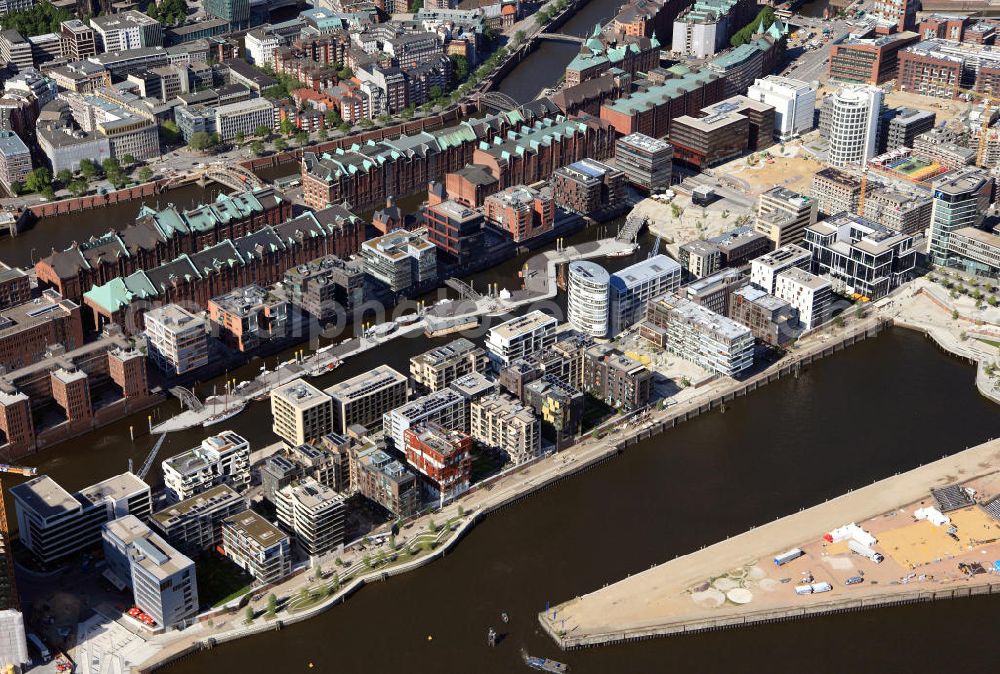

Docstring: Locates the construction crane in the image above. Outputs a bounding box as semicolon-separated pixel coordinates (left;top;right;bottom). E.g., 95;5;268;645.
856;168;869;217
0;462;38;610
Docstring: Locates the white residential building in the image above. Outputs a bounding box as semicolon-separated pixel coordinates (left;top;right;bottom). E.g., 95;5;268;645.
162;431;251;502
383;388;467;449
361;228;437;293
245;28;280;66
609;254;682;336
102;515;198;628
484;310;558;369
222;510;291;585
275;477;346;557
749;244;812;294
90;11;163;52
747;75;816;140
271;379;334;446
151;484;247;553
644;295;754;377
214;98;275;141
567;260;611;338
826;85;883;168
774;268;832;331
10;472;151;565
143;304;209;375
470;393;541;466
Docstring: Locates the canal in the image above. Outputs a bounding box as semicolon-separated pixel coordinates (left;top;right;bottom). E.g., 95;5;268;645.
160;329;999;674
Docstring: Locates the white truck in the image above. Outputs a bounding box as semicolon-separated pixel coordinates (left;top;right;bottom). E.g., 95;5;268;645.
848;539;885;564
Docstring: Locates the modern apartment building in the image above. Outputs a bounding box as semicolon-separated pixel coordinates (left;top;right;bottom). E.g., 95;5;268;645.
361;228;437;294
754;187;818;247
283;255;364;325
91;12;163;52
271;379;334;446
523;375;584;448
929;169;994;266
0;130;31;193
222;510;291;585
326;365;408;434
483;185;555;243
642;294;754;377
551;159;626;216
774;268;833;331
885;107;935;151
826;85;884;168
828;32;917;85
863;187;933;235
749;244;812;294
423;199;484;266
102;515;198;628
162;431;251;503
470;393;541;466
383;388;467;450
897;43;963;98
350;441;422;518
143;304;209;376
403;422;473;501
614;133;673;191
11;472;151;565
151;484;247;554
729;286;795;346
812;167;862;217
276;477;346;557
567;261;611;338
485;310;558;369
207;284;287;352
684;268;748;316
746;75;816;140
608;255;682;336
410;338;489;393
804;212;917;299
60;20;97;61
583;344;653;410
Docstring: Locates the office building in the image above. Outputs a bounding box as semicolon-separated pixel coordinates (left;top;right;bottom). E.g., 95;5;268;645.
214;98;275;141
383;388;467;450
485;310;558;369
350;442;422;518
567;260;611;338
423;199;484;267
0;610;28;669
162;431;251;503
898;44;963;98
151;485;246;554
729;286;795;346
0;289;83;372
410;338;488;393
271;379;334;447
812;167;862;217
102;516;198;628
0;131;30;192
0;31;32;73
946;227;1000;276
885;107;935;150
361;229;437;295
483;185;555;243
929;169;994;266
403;422;473;501
61;20;97;62
222;510;291;584
826;85;884;167
774;268;833;331
608;254;682;336
615;133;673;191
204;0;251;30
91;12;163;52
283;255;364;325
583;344;653;410
642;294;754;377
470;393;541;466
326;365;408;434
207;284;287;353
684;268;748;316
804;212;917;299
551;159;626;216
749;243;812;294
746;75;816;140
754;187;818;247
143;304;208;376
828;32;917;85
276;477;346;557
863;187;933;235
11;472;151;565
679;239;722;279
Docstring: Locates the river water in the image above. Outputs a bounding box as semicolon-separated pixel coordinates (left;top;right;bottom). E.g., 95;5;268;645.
161;329;999;674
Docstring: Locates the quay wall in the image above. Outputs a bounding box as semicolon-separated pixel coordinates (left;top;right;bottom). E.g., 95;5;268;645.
140;318;893;673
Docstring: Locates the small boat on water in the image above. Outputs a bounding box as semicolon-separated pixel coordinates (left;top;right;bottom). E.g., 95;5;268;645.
397;313;420;325
607;244;639;257
202;402;246;427
521;648;568;673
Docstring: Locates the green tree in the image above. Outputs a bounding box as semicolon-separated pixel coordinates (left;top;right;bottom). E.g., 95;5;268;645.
409;0;423;11
254;125;271;138
250;140;265;156
188;131;217;151
56;169;72;186
234;131;245;145
120;153;135;166
68;180;88;197
731;6;775;47
514;30;526;45
274;138;288;151
138;166;153;182
295;130;309;146
336;66;353;80
78;159;97;179
280;118;296;136
0;2;73;35
325;109;341;127
317;128;328;141
244;607;254;624
450;54;469;87
429;85;443;101
359;118;374;128
338;121;351;133
24;168;52;194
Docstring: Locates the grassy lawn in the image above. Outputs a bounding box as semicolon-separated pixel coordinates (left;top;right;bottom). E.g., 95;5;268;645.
196;553;253;608
975;338;1000;350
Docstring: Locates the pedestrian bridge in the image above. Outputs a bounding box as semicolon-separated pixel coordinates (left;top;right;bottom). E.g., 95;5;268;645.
160;163;266;192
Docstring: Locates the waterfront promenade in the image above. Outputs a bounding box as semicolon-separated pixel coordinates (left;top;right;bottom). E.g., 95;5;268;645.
538;437;1000;650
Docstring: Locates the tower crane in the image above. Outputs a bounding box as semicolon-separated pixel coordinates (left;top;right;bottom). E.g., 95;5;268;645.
0;462;38;610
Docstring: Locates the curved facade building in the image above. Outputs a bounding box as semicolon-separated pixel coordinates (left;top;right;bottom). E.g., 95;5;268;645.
827;85;882;168
567;260;610;337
